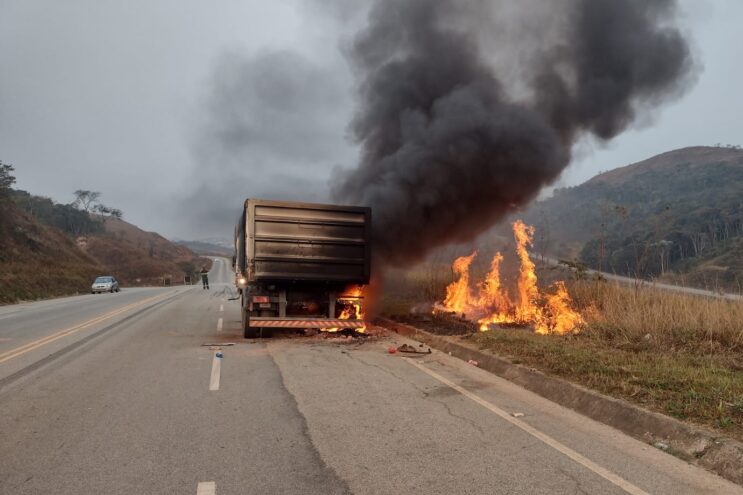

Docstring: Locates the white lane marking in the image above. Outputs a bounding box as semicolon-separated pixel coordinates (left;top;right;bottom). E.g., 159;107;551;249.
197;481;215;495
217;317;223;331
209;353;222;391
408;360;649;495
219;304;224;312
0;292;172;364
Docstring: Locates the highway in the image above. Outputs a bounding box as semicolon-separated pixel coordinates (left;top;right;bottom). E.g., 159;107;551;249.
534;254;743;301
0;258;740;494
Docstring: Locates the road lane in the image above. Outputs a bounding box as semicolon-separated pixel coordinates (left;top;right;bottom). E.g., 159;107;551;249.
0;256;740;494
0;287;180;353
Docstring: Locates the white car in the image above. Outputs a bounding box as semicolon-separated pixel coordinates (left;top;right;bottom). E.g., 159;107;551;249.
91;276;120;294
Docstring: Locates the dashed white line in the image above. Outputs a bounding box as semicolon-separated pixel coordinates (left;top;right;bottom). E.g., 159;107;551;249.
197;481;215;495
209;353;222;391
217;317;223;331
219;304;224;312
408;360;650;495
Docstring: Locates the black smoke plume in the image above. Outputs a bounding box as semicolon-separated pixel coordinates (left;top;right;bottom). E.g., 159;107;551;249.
334;0;693;265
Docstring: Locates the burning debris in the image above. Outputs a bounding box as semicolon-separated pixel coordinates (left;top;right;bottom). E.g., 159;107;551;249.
436;221;583;335
322;285;367;334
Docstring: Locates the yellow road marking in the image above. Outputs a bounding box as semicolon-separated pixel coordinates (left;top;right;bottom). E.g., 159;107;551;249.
0;292;174;364
408;360;650;495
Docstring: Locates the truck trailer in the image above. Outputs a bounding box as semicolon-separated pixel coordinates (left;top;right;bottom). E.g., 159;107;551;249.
234;199;371;338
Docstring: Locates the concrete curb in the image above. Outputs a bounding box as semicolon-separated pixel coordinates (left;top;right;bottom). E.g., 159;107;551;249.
376;317;743;485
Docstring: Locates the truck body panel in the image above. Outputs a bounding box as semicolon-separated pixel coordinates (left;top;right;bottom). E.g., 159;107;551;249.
242;199;371;284
234;199;371;338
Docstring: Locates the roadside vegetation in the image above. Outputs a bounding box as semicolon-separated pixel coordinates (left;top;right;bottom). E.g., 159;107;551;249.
381;261;743;441
519;146;743;291
0;162;208;303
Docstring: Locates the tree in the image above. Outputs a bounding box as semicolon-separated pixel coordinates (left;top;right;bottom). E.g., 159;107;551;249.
71;190;123;225
0;161;15;196
72;190;101;213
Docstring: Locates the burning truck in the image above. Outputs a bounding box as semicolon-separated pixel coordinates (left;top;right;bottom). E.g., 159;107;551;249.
234;199;371;338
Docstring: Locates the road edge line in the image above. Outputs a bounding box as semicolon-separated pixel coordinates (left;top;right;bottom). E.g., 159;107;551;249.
376;317;743;486
408;359;649;495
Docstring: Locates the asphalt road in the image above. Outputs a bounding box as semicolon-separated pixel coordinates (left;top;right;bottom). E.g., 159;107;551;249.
0;258;740;494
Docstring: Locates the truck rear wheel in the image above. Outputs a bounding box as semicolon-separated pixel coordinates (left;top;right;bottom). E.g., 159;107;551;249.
259;327;273;338
241;297;258;339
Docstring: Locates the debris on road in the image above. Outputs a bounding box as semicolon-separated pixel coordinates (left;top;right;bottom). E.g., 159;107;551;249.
388;346;397;354
512;412;525;418
202;343;235;347
467;359;479;366
216;352;224;359
396;343;432;355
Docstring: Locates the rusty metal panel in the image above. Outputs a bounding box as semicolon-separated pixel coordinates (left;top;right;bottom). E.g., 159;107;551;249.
244;199;371;284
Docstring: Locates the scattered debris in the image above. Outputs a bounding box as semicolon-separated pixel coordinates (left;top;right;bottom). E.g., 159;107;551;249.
201;343;235;347
653;441;670;451
388;346;397;354
512;412;525;418
396;343;432;355
467;359;479;366
216;352;224;359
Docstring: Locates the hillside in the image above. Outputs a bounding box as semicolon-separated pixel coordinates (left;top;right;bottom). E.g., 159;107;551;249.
83;216;207;286
0;187;209;303
524;146;743;289
0;203;105;302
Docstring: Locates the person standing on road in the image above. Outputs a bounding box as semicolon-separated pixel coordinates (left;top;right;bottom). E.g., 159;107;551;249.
200;266;209;290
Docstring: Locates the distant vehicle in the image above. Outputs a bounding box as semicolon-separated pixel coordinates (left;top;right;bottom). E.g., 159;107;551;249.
234;199;371;338
91;276;120;294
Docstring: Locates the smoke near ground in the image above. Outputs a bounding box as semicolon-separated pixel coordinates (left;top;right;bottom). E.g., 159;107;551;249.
334;0;694;266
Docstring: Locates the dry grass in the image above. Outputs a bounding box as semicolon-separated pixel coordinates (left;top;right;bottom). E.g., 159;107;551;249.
381;264;743;440
569;280;743;352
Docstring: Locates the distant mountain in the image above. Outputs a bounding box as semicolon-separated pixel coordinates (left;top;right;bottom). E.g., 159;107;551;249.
1;190;208;303
524;146;743;289
175;239;232;256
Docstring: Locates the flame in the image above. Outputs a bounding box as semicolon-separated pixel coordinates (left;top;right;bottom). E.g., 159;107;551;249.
513;220;543;325
542;281;583;335
443;252;477;315
323;285;366;333
438;221;582;335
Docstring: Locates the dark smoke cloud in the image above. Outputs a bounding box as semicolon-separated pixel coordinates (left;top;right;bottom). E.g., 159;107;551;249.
334;0;694;266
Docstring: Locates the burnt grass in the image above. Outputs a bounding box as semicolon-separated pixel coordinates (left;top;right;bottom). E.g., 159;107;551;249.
390;312;478;336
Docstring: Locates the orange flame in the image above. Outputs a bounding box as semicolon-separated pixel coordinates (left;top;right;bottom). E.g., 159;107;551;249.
443;252;477;315
513;220;543;325
438;221;582;335
324;285;366;333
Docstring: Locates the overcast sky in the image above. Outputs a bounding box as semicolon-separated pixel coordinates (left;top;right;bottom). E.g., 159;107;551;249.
1;0;741;241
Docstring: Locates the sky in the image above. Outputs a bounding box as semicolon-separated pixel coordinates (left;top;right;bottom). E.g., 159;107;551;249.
1;0;741;241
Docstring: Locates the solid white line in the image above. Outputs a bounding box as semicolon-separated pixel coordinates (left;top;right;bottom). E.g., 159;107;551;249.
209;353;221;391
196;481;215;495
217;317;223;331
219;304;224;312
408;360;650;495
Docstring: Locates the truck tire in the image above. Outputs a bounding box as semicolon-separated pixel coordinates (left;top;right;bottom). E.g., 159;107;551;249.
260;327;273;338
242;308;258;339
